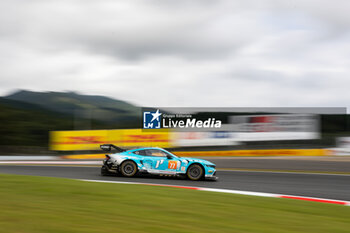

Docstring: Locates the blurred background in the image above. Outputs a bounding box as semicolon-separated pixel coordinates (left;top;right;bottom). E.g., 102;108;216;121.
0;90;349;156
0;0;350;156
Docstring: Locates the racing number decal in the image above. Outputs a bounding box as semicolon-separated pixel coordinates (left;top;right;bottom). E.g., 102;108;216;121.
155;159;164;169
168;160;178;169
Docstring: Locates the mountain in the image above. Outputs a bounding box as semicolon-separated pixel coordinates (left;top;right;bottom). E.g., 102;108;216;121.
5;90;141;124
0;96;54;112
0;90;142;149
0;98;72;148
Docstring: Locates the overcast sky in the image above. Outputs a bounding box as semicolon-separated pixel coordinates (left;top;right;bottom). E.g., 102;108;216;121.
0;0;349;108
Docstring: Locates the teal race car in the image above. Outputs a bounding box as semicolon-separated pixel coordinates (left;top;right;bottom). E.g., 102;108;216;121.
100;144;218;181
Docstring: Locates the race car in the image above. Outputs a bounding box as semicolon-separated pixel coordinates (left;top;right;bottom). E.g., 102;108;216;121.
100;144;217;181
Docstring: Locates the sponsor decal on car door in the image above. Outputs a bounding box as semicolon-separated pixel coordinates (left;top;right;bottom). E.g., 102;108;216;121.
168;160;178;169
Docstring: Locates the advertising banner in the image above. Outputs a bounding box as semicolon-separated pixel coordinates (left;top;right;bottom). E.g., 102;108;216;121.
173;149;329;157
50;129;171;151
333;137;350;156
119;129;171;148
174;131;236;147
229;114;319;141
337;137;350;149
50;130;112;151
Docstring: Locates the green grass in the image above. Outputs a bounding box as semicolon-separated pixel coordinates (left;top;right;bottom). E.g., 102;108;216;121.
0;174;349;233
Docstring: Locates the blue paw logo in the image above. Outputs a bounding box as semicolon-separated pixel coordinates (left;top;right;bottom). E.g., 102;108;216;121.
143;109;162;129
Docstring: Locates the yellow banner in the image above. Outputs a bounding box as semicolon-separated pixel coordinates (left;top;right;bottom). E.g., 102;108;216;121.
50;130;110;151
173;149;330;157
119;129;170;148
50;129;171;151
61;148;331;159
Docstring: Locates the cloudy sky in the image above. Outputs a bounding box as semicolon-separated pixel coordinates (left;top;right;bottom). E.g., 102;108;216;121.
0;0;349;108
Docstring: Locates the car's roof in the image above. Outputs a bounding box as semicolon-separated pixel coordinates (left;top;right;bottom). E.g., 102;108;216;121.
128;147;165;152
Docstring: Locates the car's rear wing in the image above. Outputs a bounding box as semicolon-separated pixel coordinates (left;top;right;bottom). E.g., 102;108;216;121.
100;144;126;152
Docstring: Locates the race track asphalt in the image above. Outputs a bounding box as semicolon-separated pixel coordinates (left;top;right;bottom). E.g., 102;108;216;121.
208;157;350;172
1;164;349;201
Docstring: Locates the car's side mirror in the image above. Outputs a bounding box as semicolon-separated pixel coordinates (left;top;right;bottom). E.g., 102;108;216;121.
166;155;173;159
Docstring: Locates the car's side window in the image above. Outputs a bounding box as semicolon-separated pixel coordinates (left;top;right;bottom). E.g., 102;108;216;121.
134;149;169;157
149;149;168;157
134;150;147;156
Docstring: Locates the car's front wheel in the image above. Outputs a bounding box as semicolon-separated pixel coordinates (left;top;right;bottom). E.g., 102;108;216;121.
187;164;204;181
120;161;138;177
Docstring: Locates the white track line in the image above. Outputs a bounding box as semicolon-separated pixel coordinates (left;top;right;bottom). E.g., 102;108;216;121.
80;179;350;206
218;169;350;176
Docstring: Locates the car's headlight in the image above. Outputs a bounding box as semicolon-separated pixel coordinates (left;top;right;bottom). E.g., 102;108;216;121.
206;165;216;168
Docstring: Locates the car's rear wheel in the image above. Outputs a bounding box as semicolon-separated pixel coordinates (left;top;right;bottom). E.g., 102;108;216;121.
120;161;138;177
187;164;204;181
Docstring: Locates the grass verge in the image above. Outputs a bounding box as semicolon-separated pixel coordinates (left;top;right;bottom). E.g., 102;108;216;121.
0;174;349;233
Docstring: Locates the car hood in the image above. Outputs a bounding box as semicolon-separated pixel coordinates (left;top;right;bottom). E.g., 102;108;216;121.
179;157;215;166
